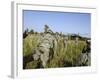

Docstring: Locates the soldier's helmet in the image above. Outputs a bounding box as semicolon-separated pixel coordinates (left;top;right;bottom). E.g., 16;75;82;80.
44;25;54;35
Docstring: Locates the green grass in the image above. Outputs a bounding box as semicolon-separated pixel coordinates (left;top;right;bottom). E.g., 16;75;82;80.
47;39;86;67
23;34;87;69
23;34;39;56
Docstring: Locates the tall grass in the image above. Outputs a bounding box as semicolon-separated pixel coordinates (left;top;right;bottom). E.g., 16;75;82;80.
48;39;86;67
23;34;39;56
23;34;87;69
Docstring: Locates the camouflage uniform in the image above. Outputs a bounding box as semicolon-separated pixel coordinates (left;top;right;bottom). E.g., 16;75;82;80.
32;29;56;68
38;33;55;67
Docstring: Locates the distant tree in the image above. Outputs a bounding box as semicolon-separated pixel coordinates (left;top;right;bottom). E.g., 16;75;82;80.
23;28;29;39
30;29;34;34
26;28;29;33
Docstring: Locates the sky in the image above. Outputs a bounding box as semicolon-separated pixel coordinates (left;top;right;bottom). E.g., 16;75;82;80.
23;10;91;37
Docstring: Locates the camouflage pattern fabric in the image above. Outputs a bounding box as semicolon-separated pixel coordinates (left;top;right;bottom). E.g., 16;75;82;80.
32;33;55;68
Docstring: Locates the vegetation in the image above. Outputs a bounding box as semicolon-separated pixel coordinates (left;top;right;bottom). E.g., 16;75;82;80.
23;26;90;69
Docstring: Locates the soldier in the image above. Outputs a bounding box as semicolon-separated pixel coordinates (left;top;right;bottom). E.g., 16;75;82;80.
32;25;56;68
